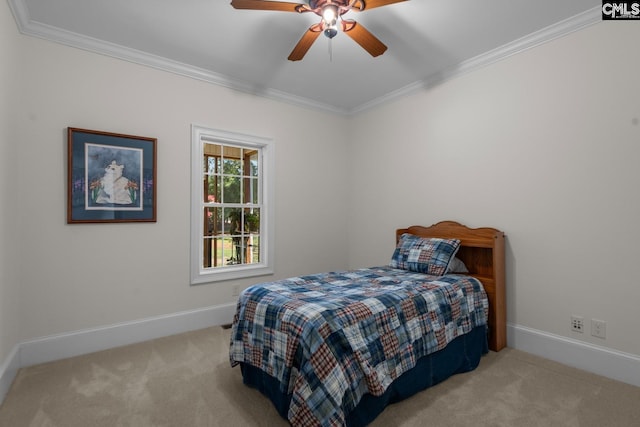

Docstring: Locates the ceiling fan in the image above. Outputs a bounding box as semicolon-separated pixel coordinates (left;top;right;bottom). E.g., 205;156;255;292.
230;0;408;61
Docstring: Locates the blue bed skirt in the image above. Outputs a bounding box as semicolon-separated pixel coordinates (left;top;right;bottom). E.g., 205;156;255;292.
239;324;488;427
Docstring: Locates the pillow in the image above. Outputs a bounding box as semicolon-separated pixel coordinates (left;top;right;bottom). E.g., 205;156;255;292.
447;256;469;273
390;234;461;276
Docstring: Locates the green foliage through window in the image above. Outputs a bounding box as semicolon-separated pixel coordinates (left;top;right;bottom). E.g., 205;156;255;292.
191;125;273;285
202;143;261;268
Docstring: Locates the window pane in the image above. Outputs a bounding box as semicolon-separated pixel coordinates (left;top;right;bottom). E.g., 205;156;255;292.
202;237;211;267
204;207;221;235
205;175;221;203
204;143;222;174
224;208;241;235
206;155;220;174
244;207;259;233
232;236;246;264
241;177;249;204
248;151;259;177
246;177;259;204
248;235;260;264
223;176;241;203
221;238;235;266
203;237;227;268
223;146;242;176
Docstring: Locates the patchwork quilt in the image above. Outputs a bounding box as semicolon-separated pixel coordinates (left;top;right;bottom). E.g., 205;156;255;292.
229;266;488;426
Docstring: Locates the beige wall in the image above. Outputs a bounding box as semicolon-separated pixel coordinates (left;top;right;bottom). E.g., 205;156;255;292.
2;0;350;345
348;21;640;356
0;0;22;369
2;0;639;371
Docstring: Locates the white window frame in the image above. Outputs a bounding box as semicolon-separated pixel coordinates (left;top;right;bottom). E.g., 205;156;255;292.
190;125;274;284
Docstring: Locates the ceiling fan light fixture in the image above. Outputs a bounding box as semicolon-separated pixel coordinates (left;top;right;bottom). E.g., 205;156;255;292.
322;5;339;26
231;0;407;61
321;4;340;39
324;25;338;39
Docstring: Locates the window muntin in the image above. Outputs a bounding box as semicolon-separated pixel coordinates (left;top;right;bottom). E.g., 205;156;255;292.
191;126;273;284
203;145;259;267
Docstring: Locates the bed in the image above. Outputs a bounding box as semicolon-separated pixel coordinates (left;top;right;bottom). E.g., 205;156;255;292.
230;221;505;426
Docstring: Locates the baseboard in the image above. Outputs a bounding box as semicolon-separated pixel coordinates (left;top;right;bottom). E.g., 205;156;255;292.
0;345;20;405
0;303;235;406
507;323;640;388
18;303;236;368
4;314;639;407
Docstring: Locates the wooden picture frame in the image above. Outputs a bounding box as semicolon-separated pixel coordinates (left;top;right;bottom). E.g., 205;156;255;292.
67;127;157;223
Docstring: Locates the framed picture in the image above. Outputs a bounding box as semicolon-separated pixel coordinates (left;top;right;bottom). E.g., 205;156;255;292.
67;127;157;223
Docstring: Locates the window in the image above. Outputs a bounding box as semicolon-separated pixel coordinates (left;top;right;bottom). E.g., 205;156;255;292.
191;125;274;284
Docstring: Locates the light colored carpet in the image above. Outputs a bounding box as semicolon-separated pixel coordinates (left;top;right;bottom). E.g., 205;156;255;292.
1;326;639;426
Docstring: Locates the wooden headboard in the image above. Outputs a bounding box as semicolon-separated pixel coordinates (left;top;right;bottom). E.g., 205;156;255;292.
396;221;506;352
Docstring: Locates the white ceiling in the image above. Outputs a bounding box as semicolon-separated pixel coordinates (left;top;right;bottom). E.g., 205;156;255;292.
9;0;600;114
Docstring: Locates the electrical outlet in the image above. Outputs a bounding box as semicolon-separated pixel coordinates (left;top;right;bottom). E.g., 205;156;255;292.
571;315;584;333
591;319;606;339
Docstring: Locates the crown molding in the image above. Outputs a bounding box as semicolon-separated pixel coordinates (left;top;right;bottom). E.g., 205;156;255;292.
6;0;346;115
352;6;602;114
8;1;600;116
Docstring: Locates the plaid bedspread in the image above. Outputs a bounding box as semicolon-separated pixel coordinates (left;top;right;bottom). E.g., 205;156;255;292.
229;266;488;426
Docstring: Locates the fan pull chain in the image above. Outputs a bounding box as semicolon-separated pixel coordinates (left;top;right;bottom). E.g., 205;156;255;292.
328;38;333;62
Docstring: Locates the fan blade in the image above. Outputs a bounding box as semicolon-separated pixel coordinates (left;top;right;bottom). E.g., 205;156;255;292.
288;24;323;61
230;0;309;12
341;20;387;57
351;0;407;11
